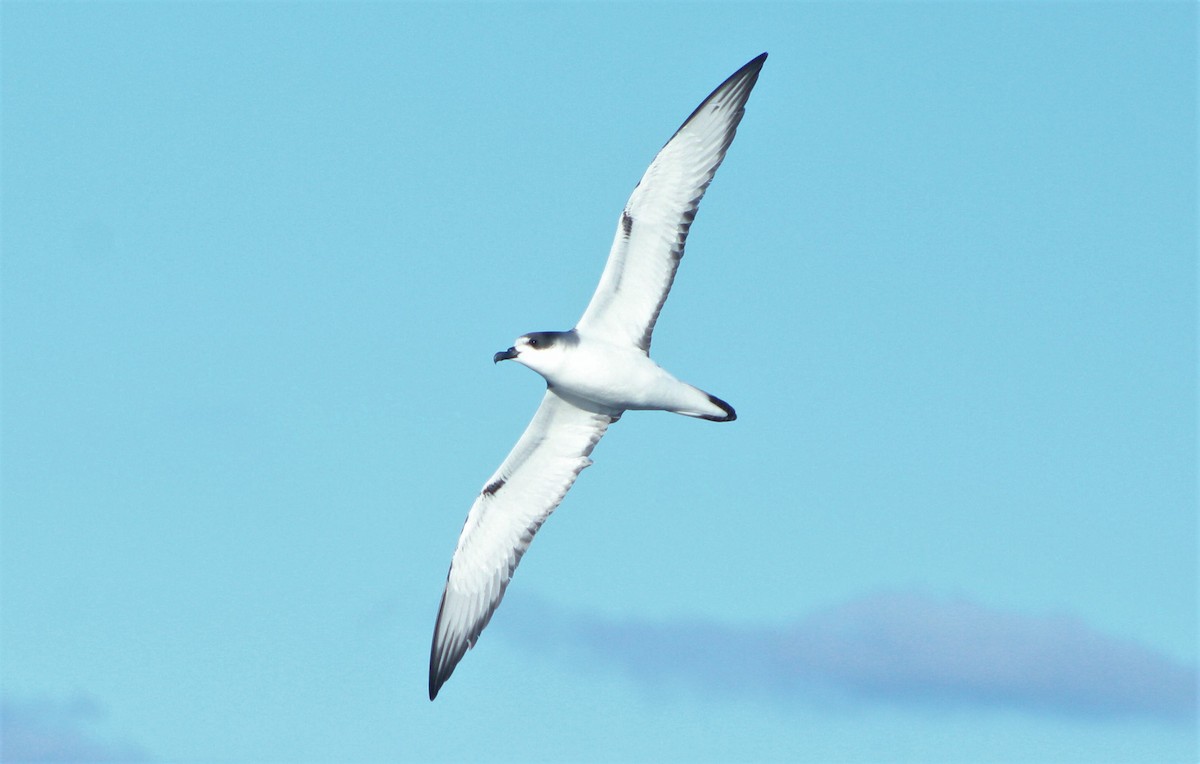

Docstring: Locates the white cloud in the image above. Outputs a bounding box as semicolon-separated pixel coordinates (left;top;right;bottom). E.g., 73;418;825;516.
0;694;148;763
500;591;1197;721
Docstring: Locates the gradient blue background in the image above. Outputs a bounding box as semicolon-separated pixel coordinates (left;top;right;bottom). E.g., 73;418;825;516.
2;2;1196;762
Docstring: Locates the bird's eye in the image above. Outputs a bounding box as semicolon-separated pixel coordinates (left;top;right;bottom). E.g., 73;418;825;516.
528;337;539;348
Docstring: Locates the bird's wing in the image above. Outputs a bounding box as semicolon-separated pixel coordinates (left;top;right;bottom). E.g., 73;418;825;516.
429;388;618;699
574;53;765;352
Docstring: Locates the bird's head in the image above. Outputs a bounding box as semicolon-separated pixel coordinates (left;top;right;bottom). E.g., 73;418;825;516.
494;331;576;376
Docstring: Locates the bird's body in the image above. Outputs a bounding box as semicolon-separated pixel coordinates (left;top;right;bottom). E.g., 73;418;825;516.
502;330;733;420
430;53;766;699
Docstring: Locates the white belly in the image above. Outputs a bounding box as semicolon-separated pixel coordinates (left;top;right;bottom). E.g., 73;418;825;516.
544;341;720;417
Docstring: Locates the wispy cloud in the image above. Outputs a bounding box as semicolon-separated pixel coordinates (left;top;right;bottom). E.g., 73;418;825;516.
500;591;1197;721
0;694;148;763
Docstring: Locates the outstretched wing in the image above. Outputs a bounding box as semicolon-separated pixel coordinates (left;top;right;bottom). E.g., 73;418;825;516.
574;53;766;351
429;389;618;699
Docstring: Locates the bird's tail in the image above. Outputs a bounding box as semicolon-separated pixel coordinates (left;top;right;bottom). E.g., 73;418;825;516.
669;386;736;422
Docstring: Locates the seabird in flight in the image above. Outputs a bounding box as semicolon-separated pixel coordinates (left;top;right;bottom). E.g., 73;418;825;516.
430;52;766;700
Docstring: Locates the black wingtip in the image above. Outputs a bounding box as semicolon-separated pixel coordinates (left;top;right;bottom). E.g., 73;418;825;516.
724;52;768;93
429;586;459;701
665;51;767;153
429;654;443;700
429;649;444;700
429;645;456;701
737;52;768;79
703;394;737;422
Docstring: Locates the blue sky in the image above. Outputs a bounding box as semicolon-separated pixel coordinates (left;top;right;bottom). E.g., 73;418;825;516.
1;2;1195;762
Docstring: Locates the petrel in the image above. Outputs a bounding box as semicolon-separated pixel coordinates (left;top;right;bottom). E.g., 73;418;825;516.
430;53;766;700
